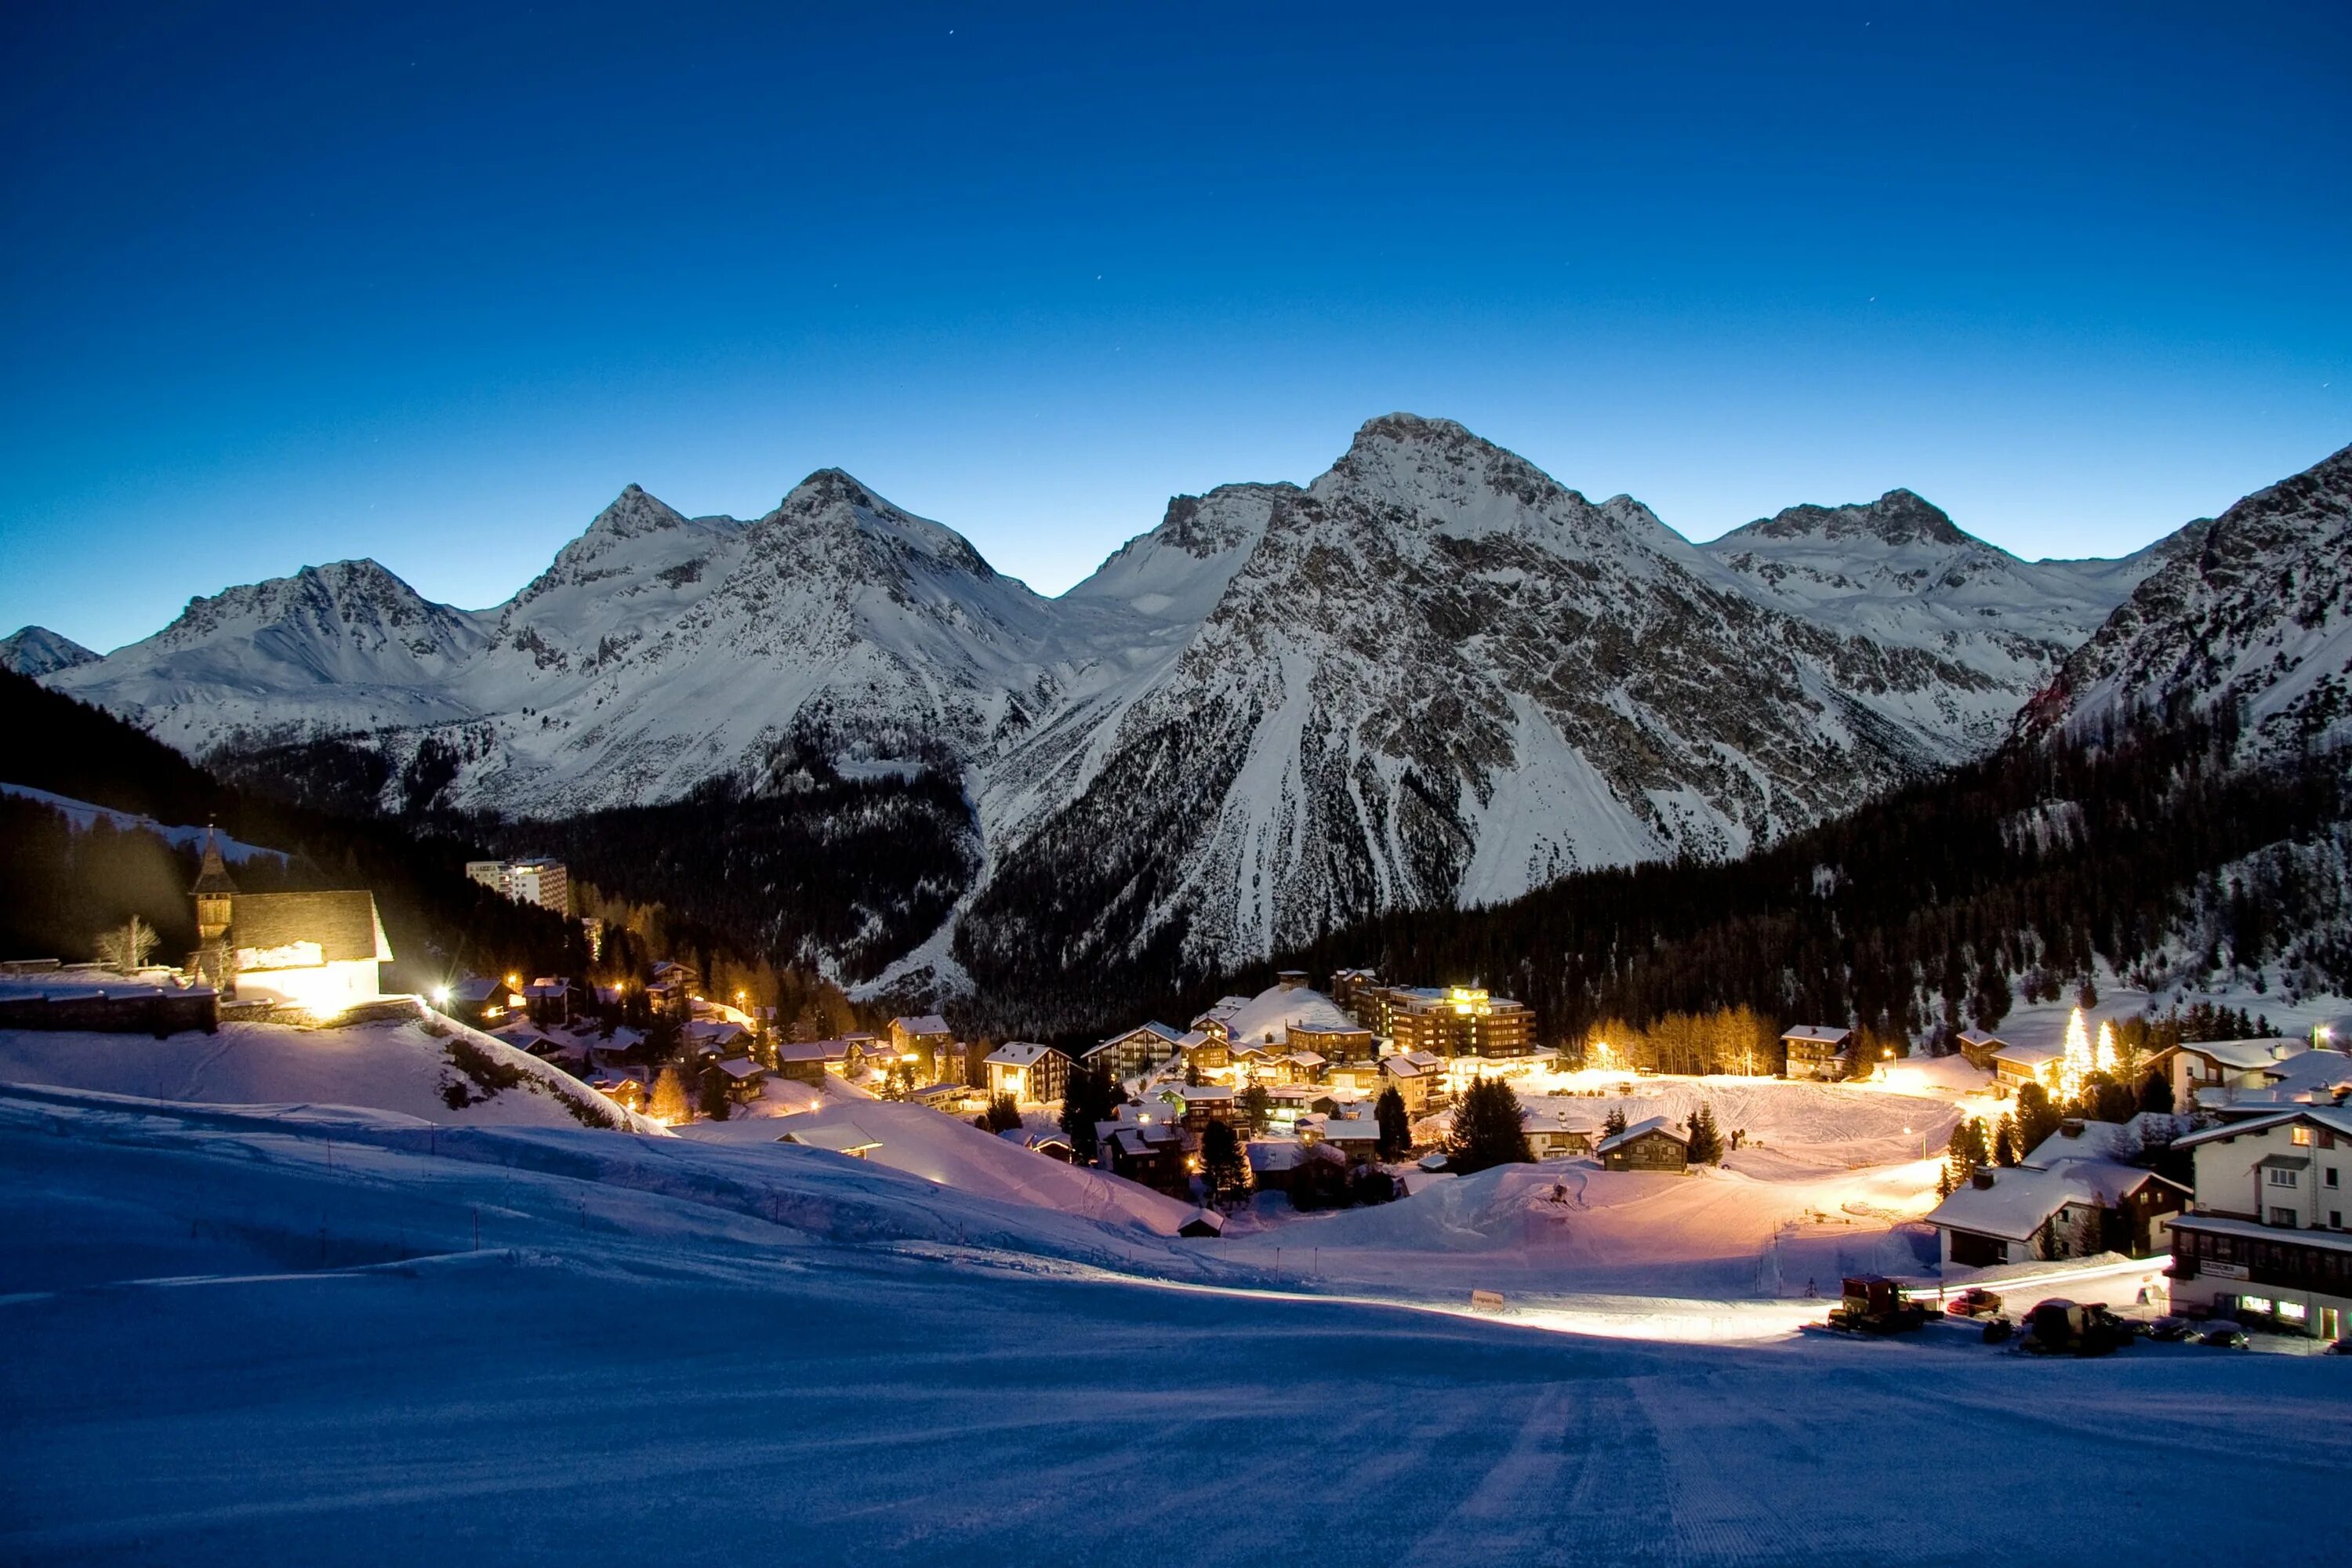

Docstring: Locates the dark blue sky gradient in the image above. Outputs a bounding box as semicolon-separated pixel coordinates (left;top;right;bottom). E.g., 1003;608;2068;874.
3;2;2347;651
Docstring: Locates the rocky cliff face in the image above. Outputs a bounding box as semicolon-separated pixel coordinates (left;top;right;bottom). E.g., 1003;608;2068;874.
45;415;2203;993
2024;441;2352;757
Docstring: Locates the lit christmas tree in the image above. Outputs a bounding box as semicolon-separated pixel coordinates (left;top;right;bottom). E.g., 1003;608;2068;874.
2060;1007;2093;1102
2094;1019;2118;1078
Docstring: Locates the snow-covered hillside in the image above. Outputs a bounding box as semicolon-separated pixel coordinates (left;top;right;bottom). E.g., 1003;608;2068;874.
0;625;97;677
45;415;2213;990
8;1080;2348;1565
2030;440;2352;757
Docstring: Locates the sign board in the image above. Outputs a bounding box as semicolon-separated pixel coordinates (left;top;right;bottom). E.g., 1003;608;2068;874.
2205;1261;2249;1280
1469;1289;1505;1312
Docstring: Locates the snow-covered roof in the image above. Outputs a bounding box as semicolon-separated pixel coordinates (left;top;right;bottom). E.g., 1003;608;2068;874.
985;1040;1064;1067
1217;982;1359;1048
1382;1055;1430;1079
891;1014;951;1036
773;1040;832;1063
2175;1036;2307;1071
2175;1104;2352;1150
1992;1041;2060;1066
1780;1025;1851;1046
1523;1109;1597;1135
1597;1116;1685;1155
1956;1029;2008;1048
780;1123;883;1155
1180;1208;1225;1235
1925;1160;2171;1241
1090;1022;1185;1056
1318;1118;1381;1142
717;1057;765;1080
1177;1084;1235;1103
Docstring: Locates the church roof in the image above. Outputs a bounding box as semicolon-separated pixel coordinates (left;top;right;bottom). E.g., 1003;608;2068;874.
232;891;392;964
191;829;239;897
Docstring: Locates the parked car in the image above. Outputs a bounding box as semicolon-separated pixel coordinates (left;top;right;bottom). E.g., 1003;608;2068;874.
2147;1317;2197;1342
2021;1299;2132;1356
2199;1326;2250;1349
2325;1338;2352;1357
1946;1287;2003;1319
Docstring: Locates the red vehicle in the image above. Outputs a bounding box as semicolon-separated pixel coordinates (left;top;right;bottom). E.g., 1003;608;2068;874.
1945;1287;2004;1319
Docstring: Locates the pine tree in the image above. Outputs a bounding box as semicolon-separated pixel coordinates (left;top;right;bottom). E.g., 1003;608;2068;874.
1201;1118;1247;1207
1240;1083;1272;1136
648;1065;690;1125
1058;1065;1114;1160
2013;1082;2061;1160
1685;1102;1724;1164
1993;1114;2020;1167
697;1065;731;1121
1602;1106;1628;1139
1446;1079;1534;1175
982;1093;1024;1134
1374;1086;1412;1161
2139;1070;2175;1116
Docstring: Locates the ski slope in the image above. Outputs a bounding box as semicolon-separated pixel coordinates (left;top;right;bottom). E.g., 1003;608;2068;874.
5;1081;2347;1566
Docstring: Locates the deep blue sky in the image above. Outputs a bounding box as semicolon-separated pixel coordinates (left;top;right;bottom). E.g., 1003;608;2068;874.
3;2;2346;653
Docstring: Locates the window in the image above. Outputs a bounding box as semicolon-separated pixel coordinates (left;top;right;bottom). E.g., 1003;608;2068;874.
2327;1167;2340;1189
2269;1207;2299;1227
2292;1127;2313;1146
2268;1167;2299;1187
2279;1301;2308;1323
2240;1294;2274;1314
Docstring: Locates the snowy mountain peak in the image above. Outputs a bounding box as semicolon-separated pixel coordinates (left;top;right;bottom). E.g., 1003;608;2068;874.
1;625;99;677
585;483;694;542
1733;488;1971;548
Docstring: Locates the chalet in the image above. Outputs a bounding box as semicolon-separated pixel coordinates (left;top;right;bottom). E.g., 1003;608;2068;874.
1279;1051;1328;1084
1381;1050;1445;1115
1287;1020;1373;1065
1102;1120;1190;1197
1172;1083;1239;1134
1780;1025;1853;1082
589;1075;648;1115
1310;1116;1385;1160
648;960;700;1011
686;1018;753;1057
1926;1159;2188;1269
1991;1041;2061;1099
884;1011;950;1062
911;1080;978;1113
1177;1029;1231;1077
1000;1127;1080;1163
985;1041;1073;1105
1327;967;1381;1021
1522;1109;1597;1161
1178;1208;1225;1238
2161;1039;2351;1113
1598;1116;1689;1172
522;976;578;1024
1955;1029;2010;1072
1085;1022;1187;1081
1189;996;1252;1043
771;1040;832;1088
1261;1085;1340;1133
715;1056;768;1103
2169;1105;2352;1339
439;975;503;1025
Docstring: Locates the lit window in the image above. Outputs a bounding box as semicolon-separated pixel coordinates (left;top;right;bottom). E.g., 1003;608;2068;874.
2292;1127;2314;1146
2240;1295;2273;1314
2279;1301;2308;1322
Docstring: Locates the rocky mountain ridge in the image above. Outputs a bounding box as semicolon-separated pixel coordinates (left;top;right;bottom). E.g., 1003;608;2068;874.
44;415;2252;998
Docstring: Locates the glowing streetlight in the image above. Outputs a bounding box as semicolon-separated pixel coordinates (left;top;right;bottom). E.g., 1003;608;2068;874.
430;984;451;1007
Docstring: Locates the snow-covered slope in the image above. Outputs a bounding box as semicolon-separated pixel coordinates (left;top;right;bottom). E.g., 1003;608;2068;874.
44;416;2198;990
0;625;97;677
1704;488;2179;688
44;559;492;754
2027;440;2352;757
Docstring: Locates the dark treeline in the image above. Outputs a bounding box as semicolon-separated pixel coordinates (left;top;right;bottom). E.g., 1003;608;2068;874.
0;671;584;989
481;746;977;988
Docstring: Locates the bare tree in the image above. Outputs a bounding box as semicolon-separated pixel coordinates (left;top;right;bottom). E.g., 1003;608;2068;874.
96;915;159;975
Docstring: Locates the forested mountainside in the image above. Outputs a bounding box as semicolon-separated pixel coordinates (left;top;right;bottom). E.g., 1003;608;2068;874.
43;414;2205;996
1051;710;2343;1055
0;670;583;989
